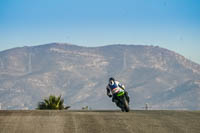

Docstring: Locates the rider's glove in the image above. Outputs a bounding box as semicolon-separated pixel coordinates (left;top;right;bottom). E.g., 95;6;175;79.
108;94;112;98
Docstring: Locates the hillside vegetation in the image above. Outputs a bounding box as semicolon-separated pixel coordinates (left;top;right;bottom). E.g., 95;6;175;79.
0;43;200;109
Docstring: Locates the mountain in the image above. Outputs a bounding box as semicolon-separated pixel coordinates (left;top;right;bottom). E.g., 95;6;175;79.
0;43;200;110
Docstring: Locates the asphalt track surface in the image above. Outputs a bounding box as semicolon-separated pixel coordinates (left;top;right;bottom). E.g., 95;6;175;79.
0;110;200;133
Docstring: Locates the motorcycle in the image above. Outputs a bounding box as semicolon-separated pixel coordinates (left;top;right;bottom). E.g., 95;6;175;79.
114;91;130;112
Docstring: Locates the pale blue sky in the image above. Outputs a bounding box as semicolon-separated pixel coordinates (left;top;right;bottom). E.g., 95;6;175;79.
0;0;200;64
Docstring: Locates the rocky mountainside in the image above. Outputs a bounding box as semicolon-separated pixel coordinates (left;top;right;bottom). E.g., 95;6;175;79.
0;43;200;110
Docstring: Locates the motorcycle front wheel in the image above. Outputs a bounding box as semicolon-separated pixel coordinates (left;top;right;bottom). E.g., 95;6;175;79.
123;97;130;112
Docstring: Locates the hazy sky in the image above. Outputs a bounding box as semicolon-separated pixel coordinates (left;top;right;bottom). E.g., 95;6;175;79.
0;0;200;64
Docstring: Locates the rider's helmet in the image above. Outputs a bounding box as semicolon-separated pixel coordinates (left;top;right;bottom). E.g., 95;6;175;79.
109;77;115;85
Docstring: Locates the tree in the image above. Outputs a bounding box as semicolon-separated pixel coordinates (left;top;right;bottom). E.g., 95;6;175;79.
37;95;70;110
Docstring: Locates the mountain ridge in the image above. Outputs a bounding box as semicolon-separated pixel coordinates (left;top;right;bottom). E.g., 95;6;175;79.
0;43;199;110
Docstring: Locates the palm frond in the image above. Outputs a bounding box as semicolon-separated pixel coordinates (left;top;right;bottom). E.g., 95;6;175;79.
37;95;69;110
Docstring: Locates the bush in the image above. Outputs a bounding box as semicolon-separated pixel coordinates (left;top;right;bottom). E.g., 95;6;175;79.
37;95;70;110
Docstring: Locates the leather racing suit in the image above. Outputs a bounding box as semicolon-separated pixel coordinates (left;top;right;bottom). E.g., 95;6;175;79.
106;81;130;105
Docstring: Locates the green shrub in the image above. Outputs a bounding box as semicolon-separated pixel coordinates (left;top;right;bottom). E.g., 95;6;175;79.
37;95;70;110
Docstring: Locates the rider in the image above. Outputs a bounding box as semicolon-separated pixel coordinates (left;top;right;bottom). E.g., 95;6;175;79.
106;77;130;107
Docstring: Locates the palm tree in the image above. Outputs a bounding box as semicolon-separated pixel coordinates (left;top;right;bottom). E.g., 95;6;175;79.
37;95;70;110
